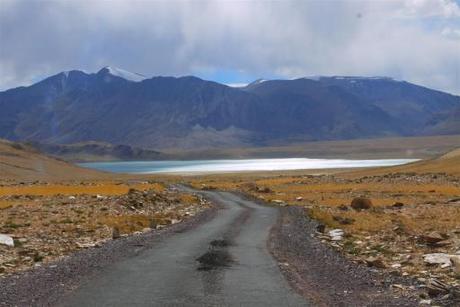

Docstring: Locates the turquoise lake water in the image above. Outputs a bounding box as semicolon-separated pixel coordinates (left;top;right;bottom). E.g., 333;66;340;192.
79;158;418;174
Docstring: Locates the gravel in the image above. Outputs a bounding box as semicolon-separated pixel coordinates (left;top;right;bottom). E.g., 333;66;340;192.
269;205;420;306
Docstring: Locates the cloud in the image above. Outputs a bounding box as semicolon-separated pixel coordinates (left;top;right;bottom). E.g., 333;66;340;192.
397;0;460;18
1;0;459;94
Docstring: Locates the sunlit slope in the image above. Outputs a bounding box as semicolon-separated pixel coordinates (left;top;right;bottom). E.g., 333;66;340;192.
0;140;109;181
346;148;460;177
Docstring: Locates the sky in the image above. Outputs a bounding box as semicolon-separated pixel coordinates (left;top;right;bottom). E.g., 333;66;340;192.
1;0;460;94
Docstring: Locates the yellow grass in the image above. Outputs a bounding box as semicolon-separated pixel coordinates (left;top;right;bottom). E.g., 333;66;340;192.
0;200;19;209
0;182;165;197
98;214;152;234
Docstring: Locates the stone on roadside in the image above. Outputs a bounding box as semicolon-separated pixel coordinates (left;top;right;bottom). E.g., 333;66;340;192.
170;219;180;225
112;227;121;239
350;197;373;211
450;255;460;278
426;279;450;297
316;223;325;233
365;256;387;269
328;229;344;241
420;231;446;245
257;187;272;193
423;253;451;267
271;199;286;206
419;299;431;305
0;234;14;247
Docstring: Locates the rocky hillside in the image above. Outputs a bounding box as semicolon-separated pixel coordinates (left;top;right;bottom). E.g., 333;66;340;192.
0;67;458;149
28;141;165;162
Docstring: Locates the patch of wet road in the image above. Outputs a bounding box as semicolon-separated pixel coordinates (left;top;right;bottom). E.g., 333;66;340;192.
59;191;309;306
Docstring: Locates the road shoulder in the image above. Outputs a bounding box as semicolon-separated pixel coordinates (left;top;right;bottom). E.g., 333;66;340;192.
269;205;419;306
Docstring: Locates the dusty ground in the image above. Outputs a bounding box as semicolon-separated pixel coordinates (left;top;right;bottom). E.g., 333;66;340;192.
0;180;210;276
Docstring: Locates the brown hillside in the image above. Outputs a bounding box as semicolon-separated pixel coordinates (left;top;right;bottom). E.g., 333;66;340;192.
346;147;460;177
0;140;110;181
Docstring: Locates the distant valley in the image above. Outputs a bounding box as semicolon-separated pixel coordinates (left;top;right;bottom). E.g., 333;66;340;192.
1;67;459;150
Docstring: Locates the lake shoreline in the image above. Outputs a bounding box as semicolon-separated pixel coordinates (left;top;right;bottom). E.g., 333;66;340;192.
79;158;419;175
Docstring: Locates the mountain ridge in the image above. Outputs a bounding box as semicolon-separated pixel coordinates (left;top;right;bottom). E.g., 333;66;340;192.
0;67;459;149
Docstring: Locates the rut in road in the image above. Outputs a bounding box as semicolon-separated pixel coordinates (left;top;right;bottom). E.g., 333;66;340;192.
58;191;309;307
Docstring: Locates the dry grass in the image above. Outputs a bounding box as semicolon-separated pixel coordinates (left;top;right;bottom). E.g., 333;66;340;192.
0;182;208;275
0;200;18;209
0;182;165;197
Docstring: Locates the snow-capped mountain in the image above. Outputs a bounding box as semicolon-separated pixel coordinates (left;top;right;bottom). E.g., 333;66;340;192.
99;66;147;82
0;68;458;149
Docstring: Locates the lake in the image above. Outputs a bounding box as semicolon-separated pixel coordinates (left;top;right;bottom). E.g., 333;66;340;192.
79;158;418;174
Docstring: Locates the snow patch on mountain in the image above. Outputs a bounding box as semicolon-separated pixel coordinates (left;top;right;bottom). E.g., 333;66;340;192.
102;66;147;82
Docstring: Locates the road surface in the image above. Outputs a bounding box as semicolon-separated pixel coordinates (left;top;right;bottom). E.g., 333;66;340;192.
59;190;308;306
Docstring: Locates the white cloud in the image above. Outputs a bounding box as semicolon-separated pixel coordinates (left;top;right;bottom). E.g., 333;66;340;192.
442;26;460;39
398;0;460;18
0;0;459;94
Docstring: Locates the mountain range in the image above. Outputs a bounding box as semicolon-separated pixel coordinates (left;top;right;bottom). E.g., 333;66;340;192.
0;67;459;149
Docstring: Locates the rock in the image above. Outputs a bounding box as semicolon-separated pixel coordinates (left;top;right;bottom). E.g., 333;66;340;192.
423;253;451;267
392;202;404;208
365;257;387;269
296;196;303;201
257;187;272;193
316;223;326;233
271;199;286;206
350;197;372;210
420;231;446;245
76;242;96;248
329;229;344;241
333;215;355;225
112;227;120;239
450;255;460;277
338;204;348;211
419;299;431;305
68;196;76;200
170;219;180;225
127;188;138;195
426;279;450;297
0;234;14;247
432;240;451;248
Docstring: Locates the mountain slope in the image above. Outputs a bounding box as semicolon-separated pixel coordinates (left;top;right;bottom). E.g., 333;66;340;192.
0;68;459;149
308;76;460;134
345;147;460;177
0;139;108;181
28;141;165;162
